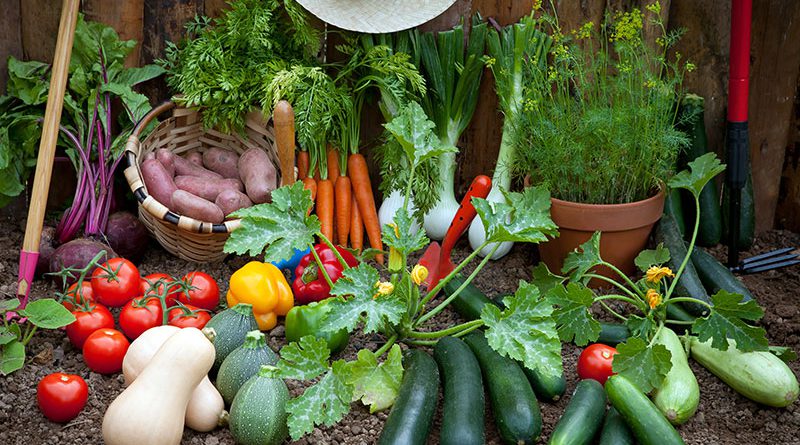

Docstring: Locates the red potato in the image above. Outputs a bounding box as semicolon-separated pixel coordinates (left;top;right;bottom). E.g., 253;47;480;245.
142;152;155;161
238;148;277;204
174;154;223;180
215;189;253;216
202;148;240;179
174;175;243;201
141;158;177;206
185;151;203;166
155;149;175;177
170;190;224;223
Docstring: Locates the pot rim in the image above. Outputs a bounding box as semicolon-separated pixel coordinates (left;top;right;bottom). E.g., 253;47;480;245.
549;187;666;232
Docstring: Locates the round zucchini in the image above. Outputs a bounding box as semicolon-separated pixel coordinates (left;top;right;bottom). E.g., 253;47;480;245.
229;366;289;445
690;337;799;407
433;336;484;445
216;330;279;404
464;332;542;444
597;407;634;445
548;379;606;445
378;349;439;445
605;374;686;445
652;327;699;425
522;365;566;402
203;303;259;373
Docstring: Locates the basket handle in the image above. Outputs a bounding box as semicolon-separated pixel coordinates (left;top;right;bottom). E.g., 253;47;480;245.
133;101;176;138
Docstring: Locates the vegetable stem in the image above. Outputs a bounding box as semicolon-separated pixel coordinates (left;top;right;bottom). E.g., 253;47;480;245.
374;334;398;357
420;240;490;307
407;319;483;339
309;243;335;290
318;234;351;270
667;196;701;299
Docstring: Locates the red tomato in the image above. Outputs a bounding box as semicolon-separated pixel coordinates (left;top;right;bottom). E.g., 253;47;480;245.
37;373;88;423
119;297;164;340
140;273;180;307
91;258;141;307
62;281;95;311
168;304;211;329
179;271;220;311
65;304;115;349
83;328;130;374
577;343;618;385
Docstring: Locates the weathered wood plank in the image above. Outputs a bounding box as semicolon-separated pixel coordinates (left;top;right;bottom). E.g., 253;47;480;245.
20;0;61;63
83;0;145;67
0;0;23;92
204;0;230;18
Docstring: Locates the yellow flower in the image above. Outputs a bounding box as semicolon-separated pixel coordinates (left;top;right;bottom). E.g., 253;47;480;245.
646;1;661;15
646;266;674;283
388;223;402;272
646;288;662;309
375;281;394;298
610;8;643;43
532;0;542;11
411;265;428;286
685;61;696;72
577;21;594;40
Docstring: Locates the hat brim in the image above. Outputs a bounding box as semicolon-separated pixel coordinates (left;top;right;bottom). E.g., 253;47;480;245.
296;0;457;33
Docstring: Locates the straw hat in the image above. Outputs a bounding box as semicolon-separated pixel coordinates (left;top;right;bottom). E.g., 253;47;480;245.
296;0;457;33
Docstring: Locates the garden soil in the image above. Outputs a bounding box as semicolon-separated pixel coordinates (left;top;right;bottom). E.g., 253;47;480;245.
1;223;799;445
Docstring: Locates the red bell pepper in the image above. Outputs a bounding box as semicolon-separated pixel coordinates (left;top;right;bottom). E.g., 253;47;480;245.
292;244;358;304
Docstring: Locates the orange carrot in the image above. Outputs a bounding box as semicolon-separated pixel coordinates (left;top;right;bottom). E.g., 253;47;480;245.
302;176;317;203
297;150;309;181
316;178;334;241
350;194;363;251
327;146;340;184
348;153;383;264
335;175;352;246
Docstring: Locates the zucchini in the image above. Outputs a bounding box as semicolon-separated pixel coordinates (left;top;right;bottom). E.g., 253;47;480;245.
605;374;686;445
443;273;496;321
523;365;566;403
664;188;686;238
433;337;484;445
722;171;755;250
690;337;799;407
464;332;542;444
216;330;279;404
597;322;630;346
378;349;439;445
229;366;289;445
598;407;634;445
654;215;710;317
691;246;754;302
203;303;259;373
652;327;699;425
548;379;606;445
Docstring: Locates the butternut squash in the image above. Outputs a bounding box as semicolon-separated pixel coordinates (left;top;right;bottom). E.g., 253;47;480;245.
122;325;226;432
103;328;215;445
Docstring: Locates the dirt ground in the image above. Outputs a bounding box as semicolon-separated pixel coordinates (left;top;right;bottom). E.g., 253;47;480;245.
0;220;799;445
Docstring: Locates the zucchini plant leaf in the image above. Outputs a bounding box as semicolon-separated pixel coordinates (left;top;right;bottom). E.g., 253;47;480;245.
225;183;319;262
383;101;457;166
545;283;601;346
472;185;559;244
530;263;564;294
634;243;671;272
325;264;406;334
274;335;331;381
769;345;798;362
668;152;726;198
285;362;352;440
342;344;403;413
612;337;672;393
18;299;75;329
481;281;562;378
561;232;603;280
382;207;429;257
0;340;25;376
625;314;657;340
691;290;768;352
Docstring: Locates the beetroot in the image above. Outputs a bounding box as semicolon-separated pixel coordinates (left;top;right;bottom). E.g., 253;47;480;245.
50;239;116;283
104;211;149;263
37;226;57;276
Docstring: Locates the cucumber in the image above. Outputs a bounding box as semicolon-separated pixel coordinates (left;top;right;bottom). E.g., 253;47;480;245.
523;365;567;402
378;349;439;445
464;332;542;444
652;327;699;425
443;273;496;321
605;374;686;445
203;303;259;373
690;246;754;302
597;322;630;346
216;330;279;404
598;407;634;445
664;188;686;238
433;337;485;445
654;215;710;317
229;366;289;445
690;337;799;407
548;379;606;445
722;171;755;250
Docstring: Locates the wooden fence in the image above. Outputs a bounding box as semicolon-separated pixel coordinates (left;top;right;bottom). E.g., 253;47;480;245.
1;0;799;233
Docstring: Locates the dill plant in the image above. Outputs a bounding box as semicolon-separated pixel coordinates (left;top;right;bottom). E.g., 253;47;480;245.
512;2;695;204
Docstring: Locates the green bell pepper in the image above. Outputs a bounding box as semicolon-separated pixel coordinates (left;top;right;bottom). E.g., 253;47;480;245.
284;300;349;354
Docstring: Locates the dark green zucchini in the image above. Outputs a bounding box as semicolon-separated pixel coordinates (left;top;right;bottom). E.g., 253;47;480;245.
597;322;630;346
597;407;635;445
722;171;755;250
691;246;754;302
548;379;606;445
654;215;710;317
664;188;686;239
433;337;484;445
605;374;686;445
443;274;496;321
378;349;439;445
464;332;542;444
522;365;567;402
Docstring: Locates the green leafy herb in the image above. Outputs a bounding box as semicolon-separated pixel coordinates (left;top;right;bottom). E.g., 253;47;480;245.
612;337;672;393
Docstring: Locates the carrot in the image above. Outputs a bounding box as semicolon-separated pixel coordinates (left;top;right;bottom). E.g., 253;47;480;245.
327;146;340;184
348;153;383;264
350;194;364;251
302;177;317;203
297;150;309;181
335;175;352;246
316;178;334;241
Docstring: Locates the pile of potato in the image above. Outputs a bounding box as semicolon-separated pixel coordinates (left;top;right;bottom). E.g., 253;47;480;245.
141;147;277;223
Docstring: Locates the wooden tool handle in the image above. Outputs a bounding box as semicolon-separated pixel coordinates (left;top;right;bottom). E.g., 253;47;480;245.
273;100;296;186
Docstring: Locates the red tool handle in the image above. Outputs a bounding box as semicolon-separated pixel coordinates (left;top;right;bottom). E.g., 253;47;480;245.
440;175;492;257
727;0;752;123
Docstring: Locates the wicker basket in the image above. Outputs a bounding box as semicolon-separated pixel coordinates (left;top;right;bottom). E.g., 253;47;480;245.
123;102;282;263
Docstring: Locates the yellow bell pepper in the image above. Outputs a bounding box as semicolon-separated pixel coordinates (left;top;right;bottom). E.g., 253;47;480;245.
227;261;294;330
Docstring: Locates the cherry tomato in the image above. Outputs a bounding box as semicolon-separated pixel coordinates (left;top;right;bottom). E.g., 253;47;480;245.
65;304;115;349
577;343;618;385
37;373;88;423
178;271;220;311
140;273;181;307
61;281;95;311
119;297;164;340
167;304;211;329
82;328;130;374
91;258;141;307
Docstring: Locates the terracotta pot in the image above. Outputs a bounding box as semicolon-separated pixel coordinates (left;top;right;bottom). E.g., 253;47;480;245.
538;189;666;285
